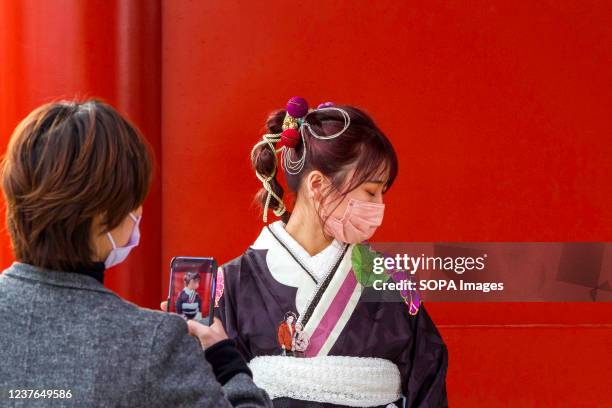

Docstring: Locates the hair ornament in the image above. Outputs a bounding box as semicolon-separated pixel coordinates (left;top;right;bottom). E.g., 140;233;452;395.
300;107;350;141
286;96;309;118
252;97;351;222
282;114;299;131
250;132;286;223
283;102;350;175
280;128;300;149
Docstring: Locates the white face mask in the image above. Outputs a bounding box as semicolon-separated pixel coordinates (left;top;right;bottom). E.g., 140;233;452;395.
104;213;141;269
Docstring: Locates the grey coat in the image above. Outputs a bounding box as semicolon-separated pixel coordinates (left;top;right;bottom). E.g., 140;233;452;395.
0;262;271;407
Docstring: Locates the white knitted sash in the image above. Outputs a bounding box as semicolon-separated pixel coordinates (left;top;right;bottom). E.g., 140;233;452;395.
249;355;402;406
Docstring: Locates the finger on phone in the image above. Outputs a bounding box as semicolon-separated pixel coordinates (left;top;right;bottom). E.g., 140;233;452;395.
187;319;206;338
160;301;168;312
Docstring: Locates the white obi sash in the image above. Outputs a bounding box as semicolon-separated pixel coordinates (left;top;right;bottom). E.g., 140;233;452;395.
249;355;402;406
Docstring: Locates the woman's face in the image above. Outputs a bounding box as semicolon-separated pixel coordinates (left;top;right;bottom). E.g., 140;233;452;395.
188;279;200;290
314;167;387;221
327;180;385;220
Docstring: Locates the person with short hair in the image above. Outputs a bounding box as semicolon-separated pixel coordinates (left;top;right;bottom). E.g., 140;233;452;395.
0;100;271;407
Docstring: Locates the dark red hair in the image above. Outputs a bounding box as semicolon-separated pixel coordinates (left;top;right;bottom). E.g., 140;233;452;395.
252;105;398;223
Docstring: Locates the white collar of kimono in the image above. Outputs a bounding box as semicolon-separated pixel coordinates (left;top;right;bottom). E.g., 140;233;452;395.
251;220;345;314
268;221;344;281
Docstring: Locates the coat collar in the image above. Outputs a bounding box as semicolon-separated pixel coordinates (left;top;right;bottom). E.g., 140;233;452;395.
2;262;117;296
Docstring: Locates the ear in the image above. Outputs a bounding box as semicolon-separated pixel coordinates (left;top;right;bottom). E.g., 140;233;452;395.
305;170;329;200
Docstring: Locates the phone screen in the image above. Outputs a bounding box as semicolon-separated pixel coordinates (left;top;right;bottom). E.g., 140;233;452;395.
168;257;217;325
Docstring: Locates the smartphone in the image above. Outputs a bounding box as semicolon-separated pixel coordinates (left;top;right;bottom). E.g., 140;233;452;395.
167;257;217;326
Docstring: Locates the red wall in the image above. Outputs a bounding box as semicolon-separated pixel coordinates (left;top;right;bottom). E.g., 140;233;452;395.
1;1;611;406
0;0;162;307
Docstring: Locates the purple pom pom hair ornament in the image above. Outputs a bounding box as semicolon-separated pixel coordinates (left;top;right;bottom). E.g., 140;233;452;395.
317;101;335;109
286;96;309;118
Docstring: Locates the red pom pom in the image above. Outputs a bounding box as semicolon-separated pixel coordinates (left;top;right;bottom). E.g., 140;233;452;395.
280;128;300;148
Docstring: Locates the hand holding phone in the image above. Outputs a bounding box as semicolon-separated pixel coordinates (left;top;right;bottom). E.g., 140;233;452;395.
160;301;228;348
186;317;228;348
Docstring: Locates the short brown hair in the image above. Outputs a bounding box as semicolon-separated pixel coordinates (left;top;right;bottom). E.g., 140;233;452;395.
1;100;153;271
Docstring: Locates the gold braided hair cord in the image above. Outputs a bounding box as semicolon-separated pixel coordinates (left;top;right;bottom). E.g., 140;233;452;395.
250;133;286;223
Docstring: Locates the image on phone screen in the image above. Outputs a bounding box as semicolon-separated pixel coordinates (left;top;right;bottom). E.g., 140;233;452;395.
168;257;217;325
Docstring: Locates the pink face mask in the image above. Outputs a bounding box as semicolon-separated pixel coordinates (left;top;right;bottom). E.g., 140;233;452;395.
322;198;385;244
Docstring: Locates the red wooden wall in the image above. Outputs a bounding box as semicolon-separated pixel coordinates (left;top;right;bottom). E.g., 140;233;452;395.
0;0;162;306
2;1;611;406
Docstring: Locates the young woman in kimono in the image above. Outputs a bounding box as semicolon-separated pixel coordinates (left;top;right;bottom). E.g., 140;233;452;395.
176;272;202;320
215;98;448;407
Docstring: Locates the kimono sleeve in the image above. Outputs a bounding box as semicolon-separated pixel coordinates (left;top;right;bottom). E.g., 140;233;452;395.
214;259;252;360
396;303;449;407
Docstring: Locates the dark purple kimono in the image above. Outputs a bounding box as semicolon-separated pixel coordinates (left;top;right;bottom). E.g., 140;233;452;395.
216;224;448;407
